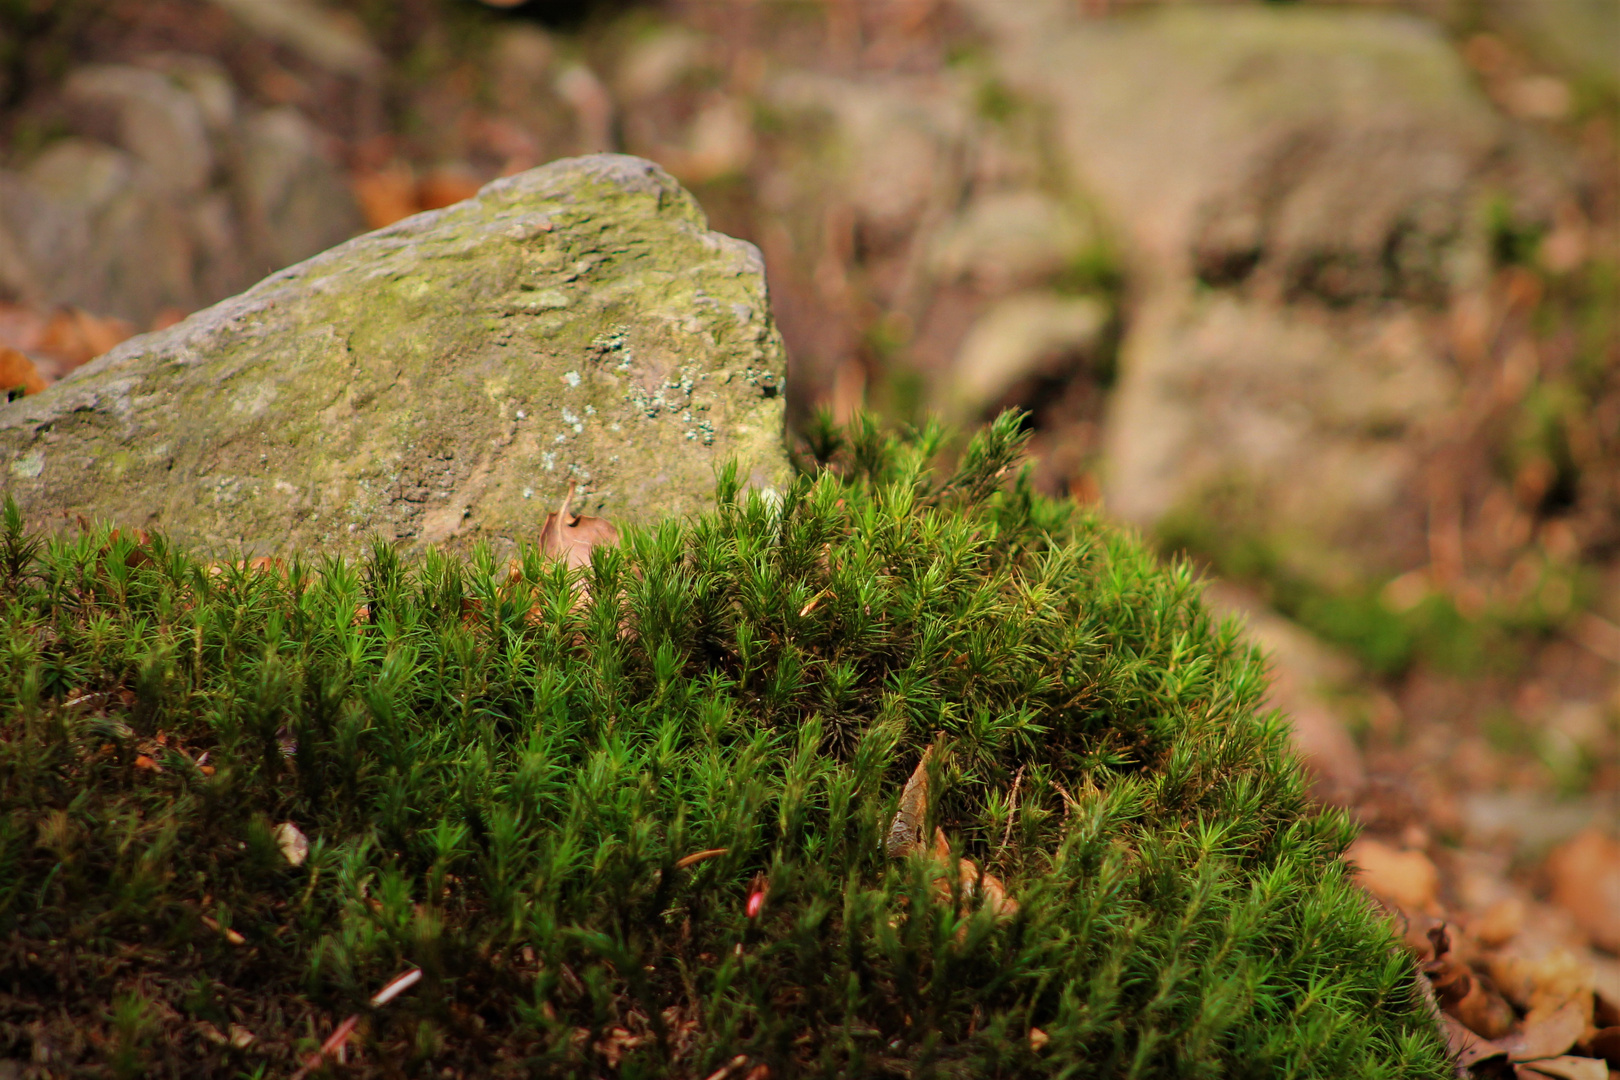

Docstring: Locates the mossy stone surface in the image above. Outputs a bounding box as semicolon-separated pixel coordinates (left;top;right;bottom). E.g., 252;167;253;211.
0;154;789;555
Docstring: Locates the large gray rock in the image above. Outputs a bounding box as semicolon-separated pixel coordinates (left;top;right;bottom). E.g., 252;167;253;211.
0;155;789;555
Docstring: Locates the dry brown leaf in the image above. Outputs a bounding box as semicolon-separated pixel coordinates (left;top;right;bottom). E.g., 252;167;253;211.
539;482;620;572
227;1024;256;1049
886;740;936;858
133;755;158;771
1488;930;1598;1014
39;307;133;370
1474;896;1528;948
1425;927;1517;1040
1503;999;1591;1062
743;1066;771;1080
1347;838;1440;914
0;346;46;397
1454;975;1518;1040
930;827;1019;920
352;165;418;230
417;168;481;211
1028;1027;1050;1051
1442;1014;1508;1070
1516;1056;1610;1080
1545;829;1620;954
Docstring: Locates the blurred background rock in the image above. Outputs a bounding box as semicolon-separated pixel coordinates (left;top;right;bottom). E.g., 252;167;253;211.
1;0;1618;1022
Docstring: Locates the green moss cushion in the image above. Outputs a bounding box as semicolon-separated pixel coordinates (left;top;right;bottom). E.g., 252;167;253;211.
0;416;1449;1077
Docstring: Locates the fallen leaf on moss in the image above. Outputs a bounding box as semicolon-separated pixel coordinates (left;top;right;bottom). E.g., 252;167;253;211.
274;821;309;867
539;481;619;571
133;755;158;771
932;828;1019;919
1029;1027;1050;1051
1545;829;1620;954
886;740;936;857
227;1024;256;1049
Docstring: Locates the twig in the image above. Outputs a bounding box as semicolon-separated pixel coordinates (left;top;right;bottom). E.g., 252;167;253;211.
1051;778;1081;817
675;848;729;870
289;967;422;1080
999;767;1024;854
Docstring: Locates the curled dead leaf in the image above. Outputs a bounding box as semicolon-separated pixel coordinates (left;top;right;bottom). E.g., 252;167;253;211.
228;1024;256;1049
1028;1027;1050;1051
1425;926;1516;1039
886;739;937;858
540;481;619;572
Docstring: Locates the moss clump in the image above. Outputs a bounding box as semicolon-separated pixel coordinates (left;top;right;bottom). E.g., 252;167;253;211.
0;415;1448;1078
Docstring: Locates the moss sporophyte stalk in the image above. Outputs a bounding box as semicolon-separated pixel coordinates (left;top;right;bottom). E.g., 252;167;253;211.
0;414;1450;1077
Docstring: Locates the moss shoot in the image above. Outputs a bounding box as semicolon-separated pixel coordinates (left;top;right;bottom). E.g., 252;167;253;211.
0;414;1449;1077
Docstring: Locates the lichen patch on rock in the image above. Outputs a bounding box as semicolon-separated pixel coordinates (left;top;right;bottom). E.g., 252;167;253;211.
0;154;789;556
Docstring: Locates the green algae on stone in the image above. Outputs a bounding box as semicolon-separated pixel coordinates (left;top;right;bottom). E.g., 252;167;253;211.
0;154;789;556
